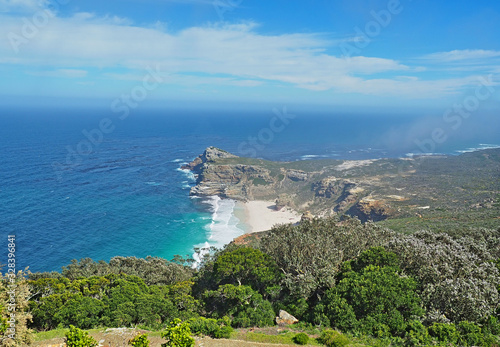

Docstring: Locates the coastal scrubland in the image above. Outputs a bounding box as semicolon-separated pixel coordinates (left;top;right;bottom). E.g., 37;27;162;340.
1;148;499;346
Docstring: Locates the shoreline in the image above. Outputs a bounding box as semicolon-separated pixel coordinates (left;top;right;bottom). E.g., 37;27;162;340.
236;200;301;233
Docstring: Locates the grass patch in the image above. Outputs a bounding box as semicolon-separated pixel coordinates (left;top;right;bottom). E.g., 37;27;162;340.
33;328;69;341
232;331;322;345
33;328;163;342
253;177;270;186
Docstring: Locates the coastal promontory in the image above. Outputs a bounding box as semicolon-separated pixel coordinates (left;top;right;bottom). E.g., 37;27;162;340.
182;147;500;230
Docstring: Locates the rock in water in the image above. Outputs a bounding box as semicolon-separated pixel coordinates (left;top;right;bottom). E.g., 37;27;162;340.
276;309;299;326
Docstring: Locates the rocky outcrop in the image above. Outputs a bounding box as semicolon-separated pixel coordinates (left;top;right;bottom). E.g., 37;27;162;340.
191;163;273;198
182;147;500;227
347;198;393;222
301;211;314;222
313;177;355;199
311;177;360;212
286;169;308;181
275;194;293;210
276;310;299;326
181;146;237;174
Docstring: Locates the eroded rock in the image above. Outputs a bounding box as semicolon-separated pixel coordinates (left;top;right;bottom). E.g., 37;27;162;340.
276;310;299;326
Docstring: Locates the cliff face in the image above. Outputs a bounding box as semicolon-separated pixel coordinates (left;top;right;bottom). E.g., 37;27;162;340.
183;147;390;221
183;147;500;224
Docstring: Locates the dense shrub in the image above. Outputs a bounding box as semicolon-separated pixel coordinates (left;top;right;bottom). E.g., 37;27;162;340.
161;318;194;347
197;246;282;299
319;329;350;347
129;333;150;347
404;320;431;346
203;284;274;327
320;248;424;337
428;322;459;345
484;315;500;336
315;291;356;330
292;332;309;345
65;325;98;347
0;270;33;347
56;295;105;329
29;274;199;330
188;316;232;338
260;217;394;299
387;230;500;323
60;256;194;286
25;222;500;346
457;321;484;347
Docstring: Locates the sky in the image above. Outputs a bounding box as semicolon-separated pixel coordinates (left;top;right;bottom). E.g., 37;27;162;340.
1;0;500;111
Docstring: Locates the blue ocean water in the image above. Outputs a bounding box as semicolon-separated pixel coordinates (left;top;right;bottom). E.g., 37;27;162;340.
0;106;499;273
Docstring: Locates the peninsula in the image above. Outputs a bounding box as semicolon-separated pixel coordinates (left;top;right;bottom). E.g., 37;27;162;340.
182;146;500;233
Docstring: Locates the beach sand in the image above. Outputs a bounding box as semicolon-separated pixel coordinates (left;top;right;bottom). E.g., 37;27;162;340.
239;200;301;233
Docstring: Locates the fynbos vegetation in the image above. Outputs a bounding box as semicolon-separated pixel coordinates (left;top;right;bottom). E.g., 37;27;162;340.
3;216;498;346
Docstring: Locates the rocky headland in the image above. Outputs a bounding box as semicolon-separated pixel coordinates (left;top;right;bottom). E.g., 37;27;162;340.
183;147;500;227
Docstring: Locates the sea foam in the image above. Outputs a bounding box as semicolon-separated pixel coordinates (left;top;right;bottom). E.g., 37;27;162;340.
191;196;245;267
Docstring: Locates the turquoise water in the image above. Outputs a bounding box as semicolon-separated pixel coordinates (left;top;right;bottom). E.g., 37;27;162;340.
0;107;498;272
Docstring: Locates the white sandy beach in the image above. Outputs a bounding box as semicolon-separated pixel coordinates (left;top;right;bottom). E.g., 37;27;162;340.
240;200;301;233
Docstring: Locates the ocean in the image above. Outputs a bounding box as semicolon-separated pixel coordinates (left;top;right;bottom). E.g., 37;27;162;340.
1;106;499;273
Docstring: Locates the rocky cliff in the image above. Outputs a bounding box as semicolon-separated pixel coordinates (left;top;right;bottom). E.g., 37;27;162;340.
183;147;500;225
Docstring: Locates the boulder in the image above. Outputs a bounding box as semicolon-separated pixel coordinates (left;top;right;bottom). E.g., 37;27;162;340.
276;310;299;326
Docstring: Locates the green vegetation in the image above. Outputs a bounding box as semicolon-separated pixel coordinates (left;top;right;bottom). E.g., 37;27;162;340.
195;148;500;231
129;333;150;347
2;215;499;346
319;329;350;347
293;332;310;345
65;325;98;347
29;274;199;331
161;318;194;347
231;330;321;345
0;270;33;346
253;177;270;185
188;316;233;338
203;284;275;327
318;247;424;337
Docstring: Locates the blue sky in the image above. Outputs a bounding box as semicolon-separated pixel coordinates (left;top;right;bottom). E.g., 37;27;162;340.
1;0;500;110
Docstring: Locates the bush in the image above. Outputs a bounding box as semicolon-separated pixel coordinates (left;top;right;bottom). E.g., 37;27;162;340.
161;318;195;347
457;321;484;347
483;315;500;336
293;332;309;345
319;329;350;347
188;316;232;339
214;326;233;339
65;325;98;347
322;248;424;337
212;247;282;296
62;256;194;286
203;284;275;328
129;333;150;347
260;217;394;299
404;320;431;346
428;322;459;344
387;231;500;323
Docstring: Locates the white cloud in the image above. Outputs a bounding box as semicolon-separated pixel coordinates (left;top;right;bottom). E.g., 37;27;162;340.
0;13;496;98
27;69;88;78
0;0;47;13
420;49;500;62
140;0;214;5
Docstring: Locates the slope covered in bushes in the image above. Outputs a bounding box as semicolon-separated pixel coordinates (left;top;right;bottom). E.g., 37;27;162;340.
2;217;499;346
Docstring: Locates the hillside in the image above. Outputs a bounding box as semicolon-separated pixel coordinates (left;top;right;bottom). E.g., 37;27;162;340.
183;147;500;230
